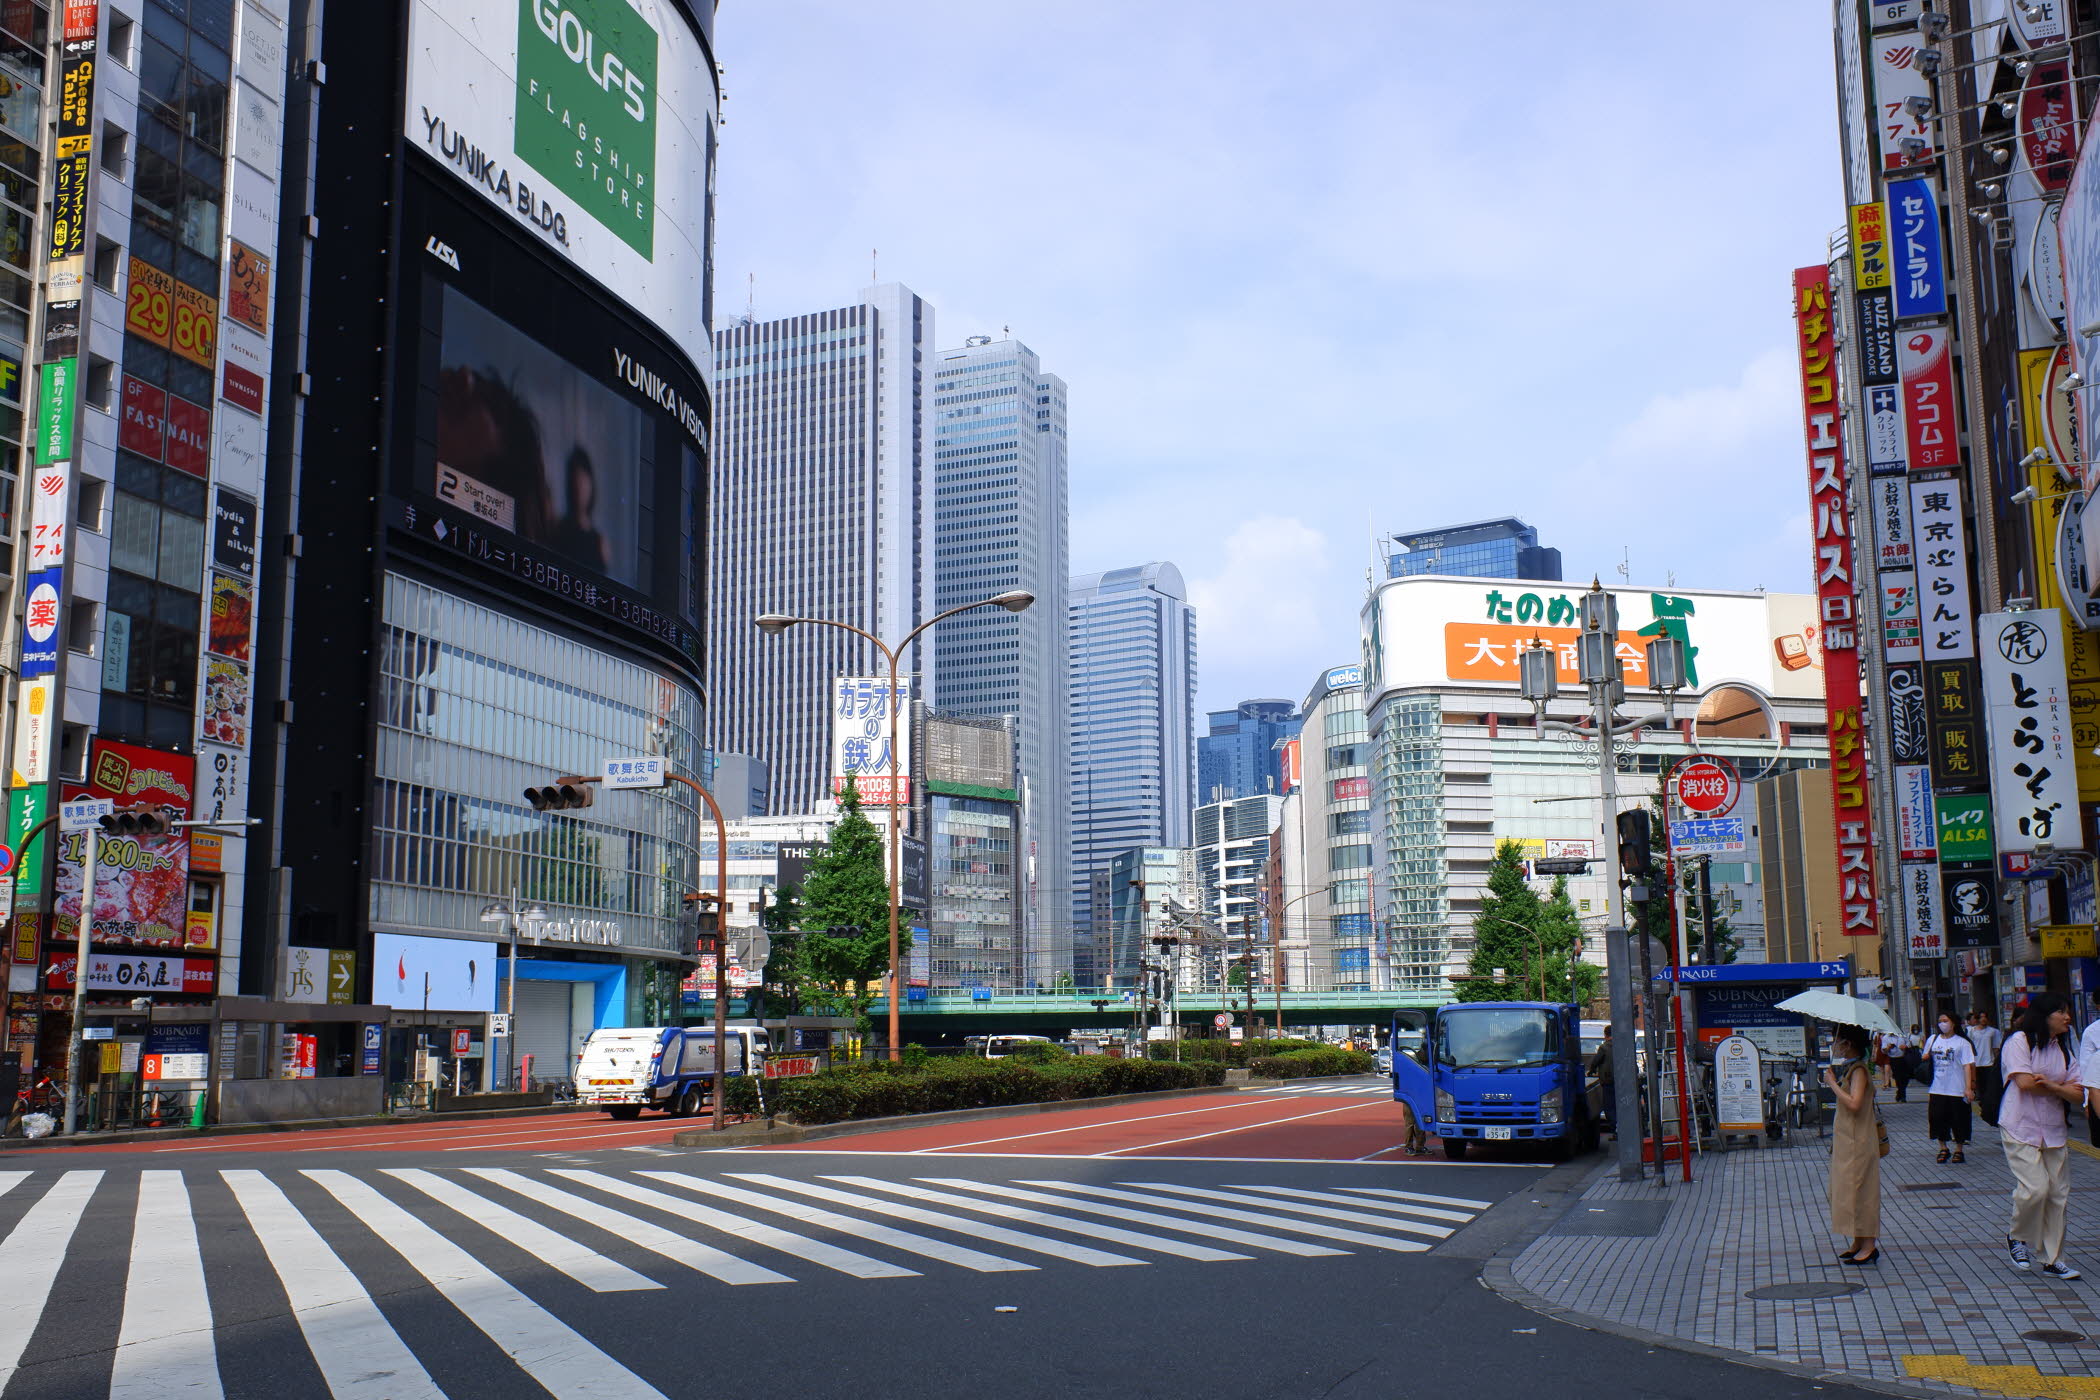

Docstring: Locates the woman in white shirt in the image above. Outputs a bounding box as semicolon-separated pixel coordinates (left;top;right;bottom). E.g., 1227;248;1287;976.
1923;1012;1976;1163
1968;1010;2003;1127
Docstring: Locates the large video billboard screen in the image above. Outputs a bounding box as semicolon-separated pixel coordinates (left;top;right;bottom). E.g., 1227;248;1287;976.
390;168;704;670
403;0;715;364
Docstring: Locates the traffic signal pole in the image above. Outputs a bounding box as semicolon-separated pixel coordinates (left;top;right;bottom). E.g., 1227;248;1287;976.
60;827;99;1137
1595;678;1644;1184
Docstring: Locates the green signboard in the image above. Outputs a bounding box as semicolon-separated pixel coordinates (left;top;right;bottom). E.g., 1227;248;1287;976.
515;0;658;259
1933;792;1994;864
36;358;75;464
10;783;48;903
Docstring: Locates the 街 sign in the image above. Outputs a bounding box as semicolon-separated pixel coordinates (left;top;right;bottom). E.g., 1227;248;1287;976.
1979;609;2084;853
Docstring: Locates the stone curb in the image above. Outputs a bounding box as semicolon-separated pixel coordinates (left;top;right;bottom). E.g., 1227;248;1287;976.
0;1100;596;1151
665;1074;1378;1150
1472;1153;1955;1400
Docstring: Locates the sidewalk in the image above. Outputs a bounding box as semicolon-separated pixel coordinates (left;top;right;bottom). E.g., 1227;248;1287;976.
1491;1095;2100;1398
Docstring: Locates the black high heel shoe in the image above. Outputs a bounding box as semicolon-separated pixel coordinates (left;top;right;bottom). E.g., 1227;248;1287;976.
1842;1248;1881;1267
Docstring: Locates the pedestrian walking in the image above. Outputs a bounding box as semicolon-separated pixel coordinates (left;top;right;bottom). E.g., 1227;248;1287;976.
2079;994;2100;1149
1589;1025;1616;1134
1823;1023;1881;1266
1968;1010;2004;1127
1923;1012;1976;1163
1896;1024;1924;1103
2001;992;2085;1280
1874;1030;1895;1092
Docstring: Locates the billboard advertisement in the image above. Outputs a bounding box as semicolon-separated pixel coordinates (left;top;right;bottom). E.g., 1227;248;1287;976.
1887;178;1946;319
1911;475;1975;660
402;0;716;364
373;931;498;1012
390;168;704;669
1871;34;1936;171
1978;610;2083;853
1899;326;1958;471
832;676;911;806
55;741;195;947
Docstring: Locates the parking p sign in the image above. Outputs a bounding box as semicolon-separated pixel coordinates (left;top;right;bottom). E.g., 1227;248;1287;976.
602;755;667;790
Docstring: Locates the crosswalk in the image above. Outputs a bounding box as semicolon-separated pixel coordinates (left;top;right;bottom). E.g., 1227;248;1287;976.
0;1164;1488;1398
1248;1079;1394;1096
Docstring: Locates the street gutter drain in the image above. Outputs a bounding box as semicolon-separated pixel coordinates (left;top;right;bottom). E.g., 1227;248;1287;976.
1745;1283;1865;1301
1898;1182;1963;1191
2021;1331;2087;1345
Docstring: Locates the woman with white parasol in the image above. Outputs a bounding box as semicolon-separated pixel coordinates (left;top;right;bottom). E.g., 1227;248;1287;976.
1778;990;1900;1267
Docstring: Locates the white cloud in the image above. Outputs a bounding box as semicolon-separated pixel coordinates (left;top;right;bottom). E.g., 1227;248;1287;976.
1186;517;1354;705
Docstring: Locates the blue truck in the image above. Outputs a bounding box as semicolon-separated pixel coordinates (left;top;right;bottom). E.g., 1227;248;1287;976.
1391;1001;1599;1159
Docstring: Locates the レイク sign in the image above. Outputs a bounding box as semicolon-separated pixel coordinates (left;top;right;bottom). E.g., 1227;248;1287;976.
1793;266;1877;939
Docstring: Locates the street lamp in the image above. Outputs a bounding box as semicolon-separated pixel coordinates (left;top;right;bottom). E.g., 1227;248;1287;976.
480;893;547;1090
754;589;1036;1062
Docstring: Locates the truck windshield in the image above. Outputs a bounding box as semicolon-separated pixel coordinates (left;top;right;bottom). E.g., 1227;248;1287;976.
1437;1008;1559;1069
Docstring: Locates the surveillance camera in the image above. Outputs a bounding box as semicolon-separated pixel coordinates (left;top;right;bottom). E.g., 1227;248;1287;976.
2012;485;2040;504
2080;319;2100;339
1905;95;1934;119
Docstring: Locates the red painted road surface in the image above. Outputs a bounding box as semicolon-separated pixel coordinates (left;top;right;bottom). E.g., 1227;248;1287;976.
26;1084;1475;1162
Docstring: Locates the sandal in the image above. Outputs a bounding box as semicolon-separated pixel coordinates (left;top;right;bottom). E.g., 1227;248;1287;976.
1952;1149;1965;1163
1936;1147;1950;1164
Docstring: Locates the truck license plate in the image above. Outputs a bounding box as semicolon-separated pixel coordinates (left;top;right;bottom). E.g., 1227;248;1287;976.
1485;1126;1513;1141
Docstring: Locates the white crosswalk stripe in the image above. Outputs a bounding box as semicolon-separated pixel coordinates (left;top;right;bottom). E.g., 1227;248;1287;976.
1249;1083;1391;1096
0;1163;1486;1397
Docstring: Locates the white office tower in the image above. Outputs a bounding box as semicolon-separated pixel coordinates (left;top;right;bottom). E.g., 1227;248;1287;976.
1068;563;1199;985
930;337;1071;985
708;285;936;814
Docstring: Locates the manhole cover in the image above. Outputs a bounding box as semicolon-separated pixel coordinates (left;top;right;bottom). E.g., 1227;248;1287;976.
2022;1330;2087;1345
1899;1182;1962;1191
1746;1282;1866;1301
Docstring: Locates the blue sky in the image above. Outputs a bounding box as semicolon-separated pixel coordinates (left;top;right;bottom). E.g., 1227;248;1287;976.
710;2;1842;713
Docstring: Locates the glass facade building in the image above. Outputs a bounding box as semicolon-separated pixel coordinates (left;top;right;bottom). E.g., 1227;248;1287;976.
928;337;1068;982
1283;668;1375;990
1384;518;1561;582
1197;699;1300;802
1068;562;1197;984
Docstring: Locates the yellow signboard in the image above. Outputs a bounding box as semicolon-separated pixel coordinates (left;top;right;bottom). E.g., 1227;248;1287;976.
2039;924;2097;959
1850;202;1891;291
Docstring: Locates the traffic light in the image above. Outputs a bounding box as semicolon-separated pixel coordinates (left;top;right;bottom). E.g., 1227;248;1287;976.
524;777;595;811
100;807;170;837
1615;809;1652;875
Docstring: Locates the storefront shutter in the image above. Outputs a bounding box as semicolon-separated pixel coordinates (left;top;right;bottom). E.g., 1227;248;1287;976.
512;980;576;1086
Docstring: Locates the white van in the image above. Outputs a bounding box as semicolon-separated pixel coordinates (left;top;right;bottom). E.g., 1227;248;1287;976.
963;1034;1056;1058
574;1025;769;1119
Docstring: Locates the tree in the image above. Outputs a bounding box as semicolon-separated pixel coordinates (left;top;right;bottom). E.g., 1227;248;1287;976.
1537;876;1602;1006
796;780;917;1023
752;884;807;1019
1459;841;1544;1002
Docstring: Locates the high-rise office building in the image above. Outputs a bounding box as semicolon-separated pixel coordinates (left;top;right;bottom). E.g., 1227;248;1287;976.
1068;563;1197;982
929;336;1069;983
1281;665;1376;990
1383;518;1561;581
708;284;936;816
1191;794;1283;986
1197;700;1300;802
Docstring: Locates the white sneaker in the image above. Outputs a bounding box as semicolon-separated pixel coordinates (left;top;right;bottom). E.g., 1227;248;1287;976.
2043;1261;2082;1281
2009;1238;2033;1271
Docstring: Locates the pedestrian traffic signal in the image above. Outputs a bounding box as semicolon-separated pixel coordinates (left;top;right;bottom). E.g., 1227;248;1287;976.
99;807;171;837
1616;809;1652;874
524;778;595;811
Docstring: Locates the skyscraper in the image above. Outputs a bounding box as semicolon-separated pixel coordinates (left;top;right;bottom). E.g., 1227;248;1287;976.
1068;563;1198;981
929;336;1070;982
1197;700;1301;802
708;285;936;815
1384;518;1562;581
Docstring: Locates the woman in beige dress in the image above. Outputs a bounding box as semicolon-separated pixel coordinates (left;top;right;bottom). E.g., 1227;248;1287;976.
1824;1023;1881;1265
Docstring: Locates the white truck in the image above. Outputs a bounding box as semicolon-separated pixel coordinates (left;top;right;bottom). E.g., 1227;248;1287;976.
574;1025;769;1119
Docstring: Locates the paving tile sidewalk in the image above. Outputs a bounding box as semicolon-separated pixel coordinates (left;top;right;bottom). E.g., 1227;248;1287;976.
1498;1096;2100;1396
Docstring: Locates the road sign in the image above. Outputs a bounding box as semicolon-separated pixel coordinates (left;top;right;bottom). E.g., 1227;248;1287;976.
602;755;667;789
0;842;15;878
59;797;112;832
1669;816;1747;855
1673;758;1740;816
1213;1012;1231;1029
488;1013;511;1038
1532;858;1590;875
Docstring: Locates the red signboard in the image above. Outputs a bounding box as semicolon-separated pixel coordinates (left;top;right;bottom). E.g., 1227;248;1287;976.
164;395;209;476
1673;759;1740;816
118;376;165;459
2020;60;2077;194
1794;266;1879;939
1899;325;1958;472
221;361;264;415
764;1055;819;1080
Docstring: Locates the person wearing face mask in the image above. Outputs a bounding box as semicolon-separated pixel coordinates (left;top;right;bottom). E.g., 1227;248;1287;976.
1967;1010;2003;1127
2001;992;2086;1279
1923;1010;1976;1164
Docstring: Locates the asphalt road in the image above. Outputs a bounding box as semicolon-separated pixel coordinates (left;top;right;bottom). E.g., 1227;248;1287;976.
0;1079;1894;1400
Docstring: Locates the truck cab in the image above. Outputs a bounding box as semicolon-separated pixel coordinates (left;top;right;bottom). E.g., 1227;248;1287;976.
575;1025;768;1119
1391;1002;1598;1159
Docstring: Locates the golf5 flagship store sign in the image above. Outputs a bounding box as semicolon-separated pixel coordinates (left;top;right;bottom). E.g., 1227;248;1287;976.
403;0;714;354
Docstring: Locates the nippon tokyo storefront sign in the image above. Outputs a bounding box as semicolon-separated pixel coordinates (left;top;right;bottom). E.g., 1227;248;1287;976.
1794;264;1878;938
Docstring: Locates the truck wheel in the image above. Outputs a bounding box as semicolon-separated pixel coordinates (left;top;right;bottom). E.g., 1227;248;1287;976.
1442;1136;1468;1160
677;1085;704;1117
607;1105;642;1121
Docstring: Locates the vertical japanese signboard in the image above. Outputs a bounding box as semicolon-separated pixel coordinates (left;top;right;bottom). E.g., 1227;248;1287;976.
1903;862;1944;958
1793;266;1878;938
1887;177;1948;319
1977;610;2084;853
831;677;912;807
1900;327;1959;471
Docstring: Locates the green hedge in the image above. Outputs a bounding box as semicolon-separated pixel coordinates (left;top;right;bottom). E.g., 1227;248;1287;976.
1142;1037;1323;1067
726;1054;1226;1125
1247;1047;1377;1079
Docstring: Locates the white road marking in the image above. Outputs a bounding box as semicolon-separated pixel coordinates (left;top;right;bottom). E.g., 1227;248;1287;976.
641;1172;1035;1273
382;1169;661;1292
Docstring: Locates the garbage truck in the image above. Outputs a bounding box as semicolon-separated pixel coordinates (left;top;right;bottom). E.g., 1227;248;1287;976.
1390;1001;1598;1159
574;1025;768;1119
